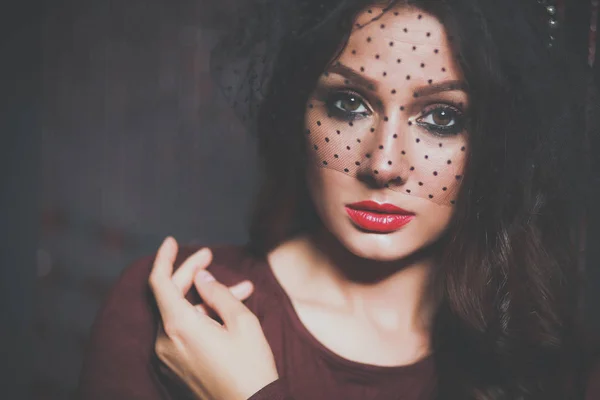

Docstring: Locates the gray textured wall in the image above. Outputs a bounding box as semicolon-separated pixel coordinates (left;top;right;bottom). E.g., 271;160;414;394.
37;0;258;398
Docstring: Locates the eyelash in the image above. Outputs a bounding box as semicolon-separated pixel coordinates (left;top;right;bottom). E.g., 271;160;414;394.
324;90;371;121
416;104;466;136
323;90;466;136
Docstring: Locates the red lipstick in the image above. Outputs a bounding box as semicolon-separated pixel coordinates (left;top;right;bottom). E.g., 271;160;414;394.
345;201;414;233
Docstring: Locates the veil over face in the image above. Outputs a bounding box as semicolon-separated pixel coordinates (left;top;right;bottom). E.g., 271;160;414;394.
209;0;581;233
304;4;468;207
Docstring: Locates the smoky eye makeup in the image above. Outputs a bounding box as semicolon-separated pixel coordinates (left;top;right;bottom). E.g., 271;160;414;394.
312;83;374;122
311;76;470;130
324;90;373;121
415;103;467;136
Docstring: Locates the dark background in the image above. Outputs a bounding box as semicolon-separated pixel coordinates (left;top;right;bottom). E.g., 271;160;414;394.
34;0;258;398
1;0;599;399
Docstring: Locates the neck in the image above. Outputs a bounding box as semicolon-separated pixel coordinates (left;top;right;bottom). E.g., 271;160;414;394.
291;229;437;335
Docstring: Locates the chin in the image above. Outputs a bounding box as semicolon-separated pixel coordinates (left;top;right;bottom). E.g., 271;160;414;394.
328;220;436;262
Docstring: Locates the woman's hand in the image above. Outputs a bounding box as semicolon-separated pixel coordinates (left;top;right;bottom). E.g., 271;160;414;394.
149;237;280;400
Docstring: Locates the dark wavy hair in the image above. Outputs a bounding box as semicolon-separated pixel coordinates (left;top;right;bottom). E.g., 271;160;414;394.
245;0;595;398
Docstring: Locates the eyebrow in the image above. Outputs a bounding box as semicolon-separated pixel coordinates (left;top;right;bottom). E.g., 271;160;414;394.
326;62;468;96
327;62;379;91
414;80;468;96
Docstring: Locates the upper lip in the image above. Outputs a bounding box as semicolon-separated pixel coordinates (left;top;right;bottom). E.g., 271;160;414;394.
346;200;414;215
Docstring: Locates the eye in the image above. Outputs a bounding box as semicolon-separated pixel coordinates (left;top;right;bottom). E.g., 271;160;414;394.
325;91;371;121
334;94;367;113
424;108;454;126
416;105;465;135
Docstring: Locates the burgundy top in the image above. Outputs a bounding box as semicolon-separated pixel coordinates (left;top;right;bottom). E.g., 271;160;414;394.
77;245;600;400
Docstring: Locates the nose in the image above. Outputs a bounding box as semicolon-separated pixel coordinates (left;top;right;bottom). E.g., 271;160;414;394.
355;115;409;189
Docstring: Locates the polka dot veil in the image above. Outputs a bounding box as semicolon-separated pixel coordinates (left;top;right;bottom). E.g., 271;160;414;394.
209;0;574;211
212;1;473;207
303;6;469;206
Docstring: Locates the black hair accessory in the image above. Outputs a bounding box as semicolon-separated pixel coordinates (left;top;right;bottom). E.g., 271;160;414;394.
537;0;560;47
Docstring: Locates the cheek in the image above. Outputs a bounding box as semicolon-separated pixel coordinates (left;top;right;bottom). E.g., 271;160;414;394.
303;104;360;172
305;162;343;206
409;202;455;248
304;162;358;230
408;134;467;205
305;164;333;227
304;102;468;207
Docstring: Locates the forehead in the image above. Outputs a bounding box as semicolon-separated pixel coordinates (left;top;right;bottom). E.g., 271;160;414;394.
335;5;462;83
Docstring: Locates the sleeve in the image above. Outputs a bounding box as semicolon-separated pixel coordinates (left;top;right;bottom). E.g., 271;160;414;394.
77;245;286;400
76;254;173;400
248;378;297;400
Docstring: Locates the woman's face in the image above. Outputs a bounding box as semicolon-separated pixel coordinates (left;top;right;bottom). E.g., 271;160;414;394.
304;5;469;261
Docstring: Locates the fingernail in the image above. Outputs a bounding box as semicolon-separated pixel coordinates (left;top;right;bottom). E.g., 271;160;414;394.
161;236;173;249
231;281;251;295
197;270;215;283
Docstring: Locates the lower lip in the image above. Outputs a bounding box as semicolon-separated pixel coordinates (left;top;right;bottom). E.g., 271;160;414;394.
345;207;414;233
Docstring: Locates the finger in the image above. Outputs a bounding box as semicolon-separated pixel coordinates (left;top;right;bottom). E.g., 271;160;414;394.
194;280;254;315
193;305;225;328
171;248;213;294
194;270;257;331
229;280;254;300
150;236;177;283
194;304;208;315
149;237;190;322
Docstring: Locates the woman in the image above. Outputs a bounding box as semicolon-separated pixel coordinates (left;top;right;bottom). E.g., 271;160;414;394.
77;0;600;399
